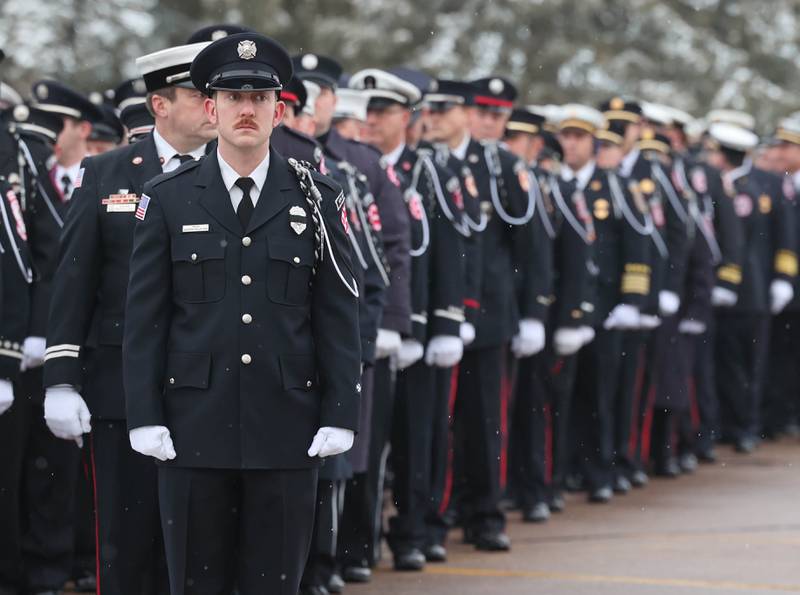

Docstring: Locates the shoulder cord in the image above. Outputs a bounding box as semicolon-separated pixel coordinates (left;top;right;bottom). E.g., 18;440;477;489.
608;171;653;236
483;142;535;226
0;188;32;283
407;156;432;257
532;169;556;240
676;161;722;264
418;151;471;237
287;158;359;298
549;174;591;244
651;159;689;225
341;162;390;287
15;135;64;228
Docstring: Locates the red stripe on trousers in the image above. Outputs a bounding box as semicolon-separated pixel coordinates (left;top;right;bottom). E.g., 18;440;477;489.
688;375;701;429
543;402;553;484
89;433;101;595
640;385;657;463
499;357;510;490
439;364;460;515
627;345;647;459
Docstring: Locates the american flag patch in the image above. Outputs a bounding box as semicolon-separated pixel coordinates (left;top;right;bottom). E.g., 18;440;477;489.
135;194;150;220
74;168;85;189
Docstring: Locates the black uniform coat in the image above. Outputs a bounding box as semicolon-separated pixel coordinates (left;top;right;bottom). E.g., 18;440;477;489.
123;150;361;470
42;133;163;419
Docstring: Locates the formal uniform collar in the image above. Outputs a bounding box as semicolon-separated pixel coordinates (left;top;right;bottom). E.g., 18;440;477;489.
153;127;207;171
54;161;81;182
452;133;471;161
561;160;595;191
619;147;640;178
217;148;270;195
723;157;752;186
382;142;406;167
792;169;800;190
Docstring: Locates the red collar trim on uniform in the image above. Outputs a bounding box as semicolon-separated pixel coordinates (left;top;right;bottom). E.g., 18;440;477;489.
474;95;514;108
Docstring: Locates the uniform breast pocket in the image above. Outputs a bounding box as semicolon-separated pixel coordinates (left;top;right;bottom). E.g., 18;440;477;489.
267;240;314;306
171;234;226;303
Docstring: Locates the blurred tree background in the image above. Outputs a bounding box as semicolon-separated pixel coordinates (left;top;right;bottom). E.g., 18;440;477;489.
1;0;799;129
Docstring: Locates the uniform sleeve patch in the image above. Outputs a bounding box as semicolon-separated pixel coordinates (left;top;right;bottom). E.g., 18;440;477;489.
135;194;151;220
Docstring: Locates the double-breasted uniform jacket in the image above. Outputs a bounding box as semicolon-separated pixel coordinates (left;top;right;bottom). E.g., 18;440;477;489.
123;150;361;470
723;160;797;314
580;162;651;324
533;165;594;329
392;145;465;344
465;139;533;348
323;127;412;337
0;177;32;380
43;133;165;419
624;150;690;315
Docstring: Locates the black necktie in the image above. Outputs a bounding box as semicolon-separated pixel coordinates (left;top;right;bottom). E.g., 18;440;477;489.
235;177;255;229
61;174;72;198
175;154;194;164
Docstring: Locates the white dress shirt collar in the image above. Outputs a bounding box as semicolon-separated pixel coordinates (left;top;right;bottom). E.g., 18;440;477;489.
452;133;471;161
561;160;596;191
153;127;206;173
619;148;640;178
217;149;271;210
382;143;406;167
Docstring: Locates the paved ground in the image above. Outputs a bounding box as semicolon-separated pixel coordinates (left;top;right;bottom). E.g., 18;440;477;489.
353;439;800;594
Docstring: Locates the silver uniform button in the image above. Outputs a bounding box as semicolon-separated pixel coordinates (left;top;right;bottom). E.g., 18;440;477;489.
293;256;301;264
242;313;253;324
306;380;312;388
241;275;252;285
191;253;198;262
242;236;252;247
241;354;252;365
169;377;175;385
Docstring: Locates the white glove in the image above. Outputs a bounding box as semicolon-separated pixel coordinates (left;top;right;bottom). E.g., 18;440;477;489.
425;335;464;368
21;336;46;371
678;319;707;335
129;426;177;461
460;322;476;347
0;379;14;416
307;426;355;458
603;304;640;330
375;328;402;359
711;286;737;307
639;314;662;329
579;326;596;346
770;279;794;314
396;339;425;370
511;319;546;358
658;291;681;317
553;327;583;356
44;386;91;447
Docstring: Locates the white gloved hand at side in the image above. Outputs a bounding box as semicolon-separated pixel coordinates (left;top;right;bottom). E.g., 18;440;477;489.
0;379;14;416
638;314;662;329
711;286;737;307
425;335;464;368
44;386;91;447
129;426;177;461
658;290;681;317
553;327;584;356
511;319;546;358
579;326;596;346
396;339;425;370
21;336;46;371
375;329;402;359
307;426;355;458
603;304;640;330
678;319;707;335
770;279;794;314
459;322;476;347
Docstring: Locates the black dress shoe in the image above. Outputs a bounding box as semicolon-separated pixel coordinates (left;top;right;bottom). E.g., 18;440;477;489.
564;473;585;492
735;437;756;454
300;586;330;595
679;453;698;473
522;502;551;523
630;470;649;487
654;458;680;477
474;530;511;551
697;448;717;463
328;573;345;593
342;566;371;583
614;476;632;494
588;486;613;503
549;493;565;513
424;543;447;562
393;548;426;571
73;574;97;592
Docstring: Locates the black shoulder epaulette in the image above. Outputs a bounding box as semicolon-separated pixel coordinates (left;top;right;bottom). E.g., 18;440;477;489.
310;168;342;195
149;159;202;188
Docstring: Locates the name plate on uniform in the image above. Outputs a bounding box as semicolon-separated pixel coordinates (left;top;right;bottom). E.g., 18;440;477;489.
182;224;210;233
102;192;140;213
107;203;137;212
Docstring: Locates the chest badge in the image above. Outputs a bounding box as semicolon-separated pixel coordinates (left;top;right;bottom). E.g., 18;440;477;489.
289;205;307;235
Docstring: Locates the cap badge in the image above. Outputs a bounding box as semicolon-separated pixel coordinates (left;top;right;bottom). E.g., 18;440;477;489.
237;40;257;60
642;129;655;140
36;84;48;100
301;54;319;70
133;79;147;94
489;78;504;95
89;91;103;105
610;97;624;110
13;104;29;122
211;30;228;41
